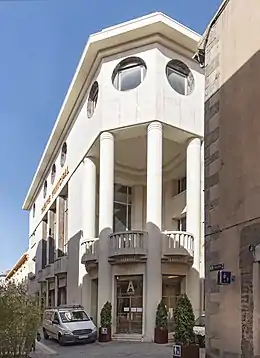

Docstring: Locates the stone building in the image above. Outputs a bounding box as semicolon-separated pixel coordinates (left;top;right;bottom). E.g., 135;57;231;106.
23;13;205;342
194;0;260;356
5;253;29;284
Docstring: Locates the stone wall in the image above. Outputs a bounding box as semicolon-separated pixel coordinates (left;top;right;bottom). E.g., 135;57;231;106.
204;0;260;357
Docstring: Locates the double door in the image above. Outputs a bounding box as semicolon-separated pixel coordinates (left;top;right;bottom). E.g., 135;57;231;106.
116;275;143;334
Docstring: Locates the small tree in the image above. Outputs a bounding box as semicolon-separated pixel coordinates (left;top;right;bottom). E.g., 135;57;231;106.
173;294;195;346
155;300;168;330
0;281;42;357
100;301;112;328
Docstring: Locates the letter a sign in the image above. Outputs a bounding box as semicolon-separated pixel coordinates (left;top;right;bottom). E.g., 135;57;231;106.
127;280;135;295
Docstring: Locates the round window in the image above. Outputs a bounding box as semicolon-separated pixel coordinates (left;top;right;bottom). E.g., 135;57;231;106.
166;59;194;96
112;57;147;91
43;180;47;199
60;142;67;167
32;203;36;218
87;81;99;118
51;163;56;184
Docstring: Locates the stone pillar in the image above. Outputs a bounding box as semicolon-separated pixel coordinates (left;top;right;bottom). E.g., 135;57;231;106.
186;137;201;318
82;157;97;240
81;157;97;312
56;196;65;258
145;122;163;341
47;210;55;265
97;132;114;327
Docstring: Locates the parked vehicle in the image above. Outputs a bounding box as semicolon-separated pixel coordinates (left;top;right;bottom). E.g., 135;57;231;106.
42;304;97;345
193;313;205;348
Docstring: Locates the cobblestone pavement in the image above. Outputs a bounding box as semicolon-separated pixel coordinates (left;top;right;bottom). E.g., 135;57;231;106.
33;339;205;358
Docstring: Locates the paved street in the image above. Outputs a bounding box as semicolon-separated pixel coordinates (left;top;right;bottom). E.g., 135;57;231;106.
35;339;174;357
33;339;205;358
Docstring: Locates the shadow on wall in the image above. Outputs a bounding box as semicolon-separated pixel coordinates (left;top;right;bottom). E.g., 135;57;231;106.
67;230;83;304
205;49;260;357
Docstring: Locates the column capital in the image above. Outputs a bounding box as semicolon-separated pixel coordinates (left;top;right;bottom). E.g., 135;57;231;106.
100;131;114;141
186;137;201;147
147;121;162;133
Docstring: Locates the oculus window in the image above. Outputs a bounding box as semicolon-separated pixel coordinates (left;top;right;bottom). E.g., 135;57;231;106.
60;142;67;167
112;57;147;91
87;81;99;118
166;59;194;96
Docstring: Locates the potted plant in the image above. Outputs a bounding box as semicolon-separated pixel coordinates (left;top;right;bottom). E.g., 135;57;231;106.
173;294;199;358
99;301;112;342
154;299;168;344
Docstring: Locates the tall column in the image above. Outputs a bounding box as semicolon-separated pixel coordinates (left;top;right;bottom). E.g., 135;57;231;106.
97;132;114;327
145;121;163;341
56;197;65;258
81;157;97;311
186;137;201;318
47;210;54;265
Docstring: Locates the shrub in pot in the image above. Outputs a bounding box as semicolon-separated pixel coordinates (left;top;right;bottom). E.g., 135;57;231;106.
173;294;199;358
154;299;168;344
99;301;112;342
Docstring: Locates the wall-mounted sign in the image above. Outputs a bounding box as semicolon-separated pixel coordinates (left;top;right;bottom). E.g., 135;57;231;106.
41;166;69;214
217;270;232;285
209;263;224;272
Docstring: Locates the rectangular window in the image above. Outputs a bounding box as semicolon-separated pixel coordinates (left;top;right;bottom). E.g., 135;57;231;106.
177;216;186;232
177;177;186;194
113;184;132;232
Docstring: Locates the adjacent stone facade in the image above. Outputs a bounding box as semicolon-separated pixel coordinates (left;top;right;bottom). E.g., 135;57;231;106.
203;0;260;357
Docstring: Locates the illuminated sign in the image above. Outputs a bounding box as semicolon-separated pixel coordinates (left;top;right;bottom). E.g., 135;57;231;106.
41;166;69;214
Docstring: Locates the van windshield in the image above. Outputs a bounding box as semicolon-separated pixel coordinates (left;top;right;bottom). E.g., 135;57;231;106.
59;310;90;323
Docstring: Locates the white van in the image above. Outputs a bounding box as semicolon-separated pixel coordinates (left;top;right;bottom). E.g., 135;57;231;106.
42;304;97;345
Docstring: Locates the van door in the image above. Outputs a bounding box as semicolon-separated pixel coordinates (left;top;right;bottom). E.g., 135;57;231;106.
51;312;60;339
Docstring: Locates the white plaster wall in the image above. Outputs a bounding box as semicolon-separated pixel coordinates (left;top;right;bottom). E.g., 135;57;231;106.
156;45;204;136
29;43;203;238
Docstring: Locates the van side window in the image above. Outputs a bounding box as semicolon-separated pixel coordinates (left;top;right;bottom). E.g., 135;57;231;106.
54;312;60;323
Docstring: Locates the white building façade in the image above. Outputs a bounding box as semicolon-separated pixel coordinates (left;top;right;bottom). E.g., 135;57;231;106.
23;13;205;342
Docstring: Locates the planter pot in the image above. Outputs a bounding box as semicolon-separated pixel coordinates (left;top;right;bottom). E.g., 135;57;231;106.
99;326;111;342
154;327;168;344
173;344;199;358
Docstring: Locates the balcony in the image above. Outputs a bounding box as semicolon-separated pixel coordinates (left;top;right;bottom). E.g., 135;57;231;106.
109;231;148;264
43;263;55;280
81;238;99;270
54;256;68;275
161;231;194;264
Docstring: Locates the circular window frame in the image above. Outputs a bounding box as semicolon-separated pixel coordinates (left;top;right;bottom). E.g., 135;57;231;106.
43;180;48;199
87;81;99;118
51;163;56;184
112;56;147;92
32;203;36;218
60;142;67;167
165;59;195;96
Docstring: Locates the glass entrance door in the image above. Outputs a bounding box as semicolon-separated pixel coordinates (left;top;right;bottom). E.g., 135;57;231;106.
116;275;143;334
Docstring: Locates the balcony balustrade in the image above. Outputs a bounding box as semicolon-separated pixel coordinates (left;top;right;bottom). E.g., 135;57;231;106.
54;255;68;275
81;238;99;268
109;230;148;263
161;231;194;264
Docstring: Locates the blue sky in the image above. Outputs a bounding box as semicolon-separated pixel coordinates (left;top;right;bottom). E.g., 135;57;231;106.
0;0;221;272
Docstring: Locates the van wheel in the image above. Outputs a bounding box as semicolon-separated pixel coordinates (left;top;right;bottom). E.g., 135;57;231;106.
43;329;49;340
58;333;64;346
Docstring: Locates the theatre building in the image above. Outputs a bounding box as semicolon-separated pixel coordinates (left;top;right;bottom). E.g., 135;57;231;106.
23;13;204;341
